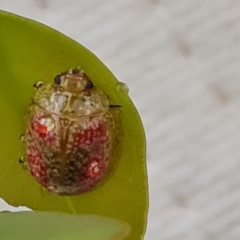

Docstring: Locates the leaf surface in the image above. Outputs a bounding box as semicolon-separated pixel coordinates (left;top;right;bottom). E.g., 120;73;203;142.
0;10;148;240
0;211;130;240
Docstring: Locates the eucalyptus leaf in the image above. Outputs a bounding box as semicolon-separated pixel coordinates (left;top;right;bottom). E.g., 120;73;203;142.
0;10;148;240
0;211;130;240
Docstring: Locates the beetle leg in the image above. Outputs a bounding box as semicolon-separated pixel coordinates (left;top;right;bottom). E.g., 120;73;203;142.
19;134;25;142
18;157;29;170
33;81;44;90
109;104;122;108
18;156;24;164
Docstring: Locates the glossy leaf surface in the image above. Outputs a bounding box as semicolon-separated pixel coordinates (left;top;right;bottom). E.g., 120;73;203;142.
0;10;148;240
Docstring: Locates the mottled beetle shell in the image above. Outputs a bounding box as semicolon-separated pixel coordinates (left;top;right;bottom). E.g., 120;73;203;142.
24;69;119;195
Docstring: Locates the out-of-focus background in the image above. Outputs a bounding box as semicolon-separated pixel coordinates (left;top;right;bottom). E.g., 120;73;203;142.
1;0;240;239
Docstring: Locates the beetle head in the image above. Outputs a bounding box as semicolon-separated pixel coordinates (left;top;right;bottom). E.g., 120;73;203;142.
53;68;94;92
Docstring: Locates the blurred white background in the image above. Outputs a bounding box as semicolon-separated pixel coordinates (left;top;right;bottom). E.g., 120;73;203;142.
1;0;240;239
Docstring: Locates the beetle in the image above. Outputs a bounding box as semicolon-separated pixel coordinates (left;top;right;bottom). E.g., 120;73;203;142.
20;68;121;195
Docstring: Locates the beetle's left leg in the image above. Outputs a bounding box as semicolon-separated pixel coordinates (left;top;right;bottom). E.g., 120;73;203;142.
18;134;28;170
18;156;24;164
33;81;44;90
19;133;25;142
18;156;29;170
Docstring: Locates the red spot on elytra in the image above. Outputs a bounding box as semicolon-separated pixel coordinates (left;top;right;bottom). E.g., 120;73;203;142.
30;115;55;144
74;121;108;148
87;157;106;178
27;145;48;187
79;156;108;190
74;120;109;190
35;123;48;137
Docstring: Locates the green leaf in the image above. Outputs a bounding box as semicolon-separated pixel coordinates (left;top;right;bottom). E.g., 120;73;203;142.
0;10;148;240
0;211;130;240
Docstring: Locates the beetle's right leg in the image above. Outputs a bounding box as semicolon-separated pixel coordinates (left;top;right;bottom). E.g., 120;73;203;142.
109;104;122;108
